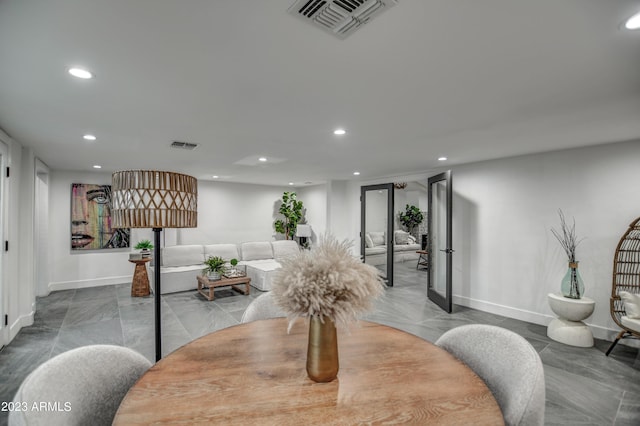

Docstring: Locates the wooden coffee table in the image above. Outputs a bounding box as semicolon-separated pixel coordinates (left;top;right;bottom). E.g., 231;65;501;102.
196;274;251;301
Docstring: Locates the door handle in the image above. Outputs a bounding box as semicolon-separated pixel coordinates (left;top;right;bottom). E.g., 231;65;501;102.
439;249;455;254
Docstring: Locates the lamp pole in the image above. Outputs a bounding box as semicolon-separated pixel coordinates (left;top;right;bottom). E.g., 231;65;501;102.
153;227;162;362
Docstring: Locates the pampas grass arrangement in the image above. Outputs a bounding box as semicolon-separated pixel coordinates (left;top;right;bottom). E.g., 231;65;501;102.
271;234;386;328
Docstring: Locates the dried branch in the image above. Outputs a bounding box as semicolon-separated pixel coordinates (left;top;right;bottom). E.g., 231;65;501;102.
550;209;584;262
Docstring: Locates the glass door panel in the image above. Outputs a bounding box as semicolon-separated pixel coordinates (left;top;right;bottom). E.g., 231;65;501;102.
361;184;394;287
427;171;452;312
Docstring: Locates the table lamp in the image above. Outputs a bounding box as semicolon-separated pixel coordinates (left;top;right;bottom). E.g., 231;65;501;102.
111;170;197;361
296;224;312;249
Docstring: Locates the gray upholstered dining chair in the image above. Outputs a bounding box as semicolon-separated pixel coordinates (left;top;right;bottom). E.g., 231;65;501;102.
9;345;152;426
435;324;545;426
241;292;286;323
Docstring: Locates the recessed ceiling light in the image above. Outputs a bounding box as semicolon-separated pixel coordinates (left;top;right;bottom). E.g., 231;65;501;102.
438;157;448;161
353;171;360;176
625;11;640;30
288;182;294;186
212;175;219;179
68;67;93;79
334;129;346;135
83;134;96;141
258;157;267;162
92;165;102;169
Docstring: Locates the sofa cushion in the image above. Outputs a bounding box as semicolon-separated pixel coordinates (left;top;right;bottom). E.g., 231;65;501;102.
272;240;299;261
204;244;239;262
394;230;410;245
161;245;204;267
369;231;385;246
244;260;281;292
619;291;640;319
394;243;421;252
159;264;205;274
241;242;274;261
621;316;640;332
365;234;374;248
365;246;386;255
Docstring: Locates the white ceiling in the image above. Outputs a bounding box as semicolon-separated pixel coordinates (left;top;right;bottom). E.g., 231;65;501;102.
1;0;639;186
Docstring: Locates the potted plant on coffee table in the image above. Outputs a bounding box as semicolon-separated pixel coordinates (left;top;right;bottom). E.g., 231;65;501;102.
228;258;241;277
204;256;226;281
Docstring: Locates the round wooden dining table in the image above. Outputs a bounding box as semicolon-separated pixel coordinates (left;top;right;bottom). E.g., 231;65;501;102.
114;318;504;425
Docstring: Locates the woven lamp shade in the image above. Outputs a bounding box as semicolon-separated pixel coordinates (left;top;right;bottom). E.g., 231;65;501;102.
111;170;197;228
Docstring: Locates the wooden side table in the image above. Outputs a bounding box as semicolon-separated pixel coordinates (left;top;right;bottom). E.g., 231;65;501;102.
129;258;151;297
416;250;429;269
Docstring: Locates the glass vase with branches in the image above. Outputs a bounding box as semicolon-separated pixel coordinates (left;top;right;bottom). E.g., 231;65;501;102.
551;209;585;299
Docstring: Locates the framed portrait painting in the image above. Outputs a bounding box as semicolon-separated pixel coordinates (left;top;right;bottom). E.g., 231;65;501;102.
71;183;130;250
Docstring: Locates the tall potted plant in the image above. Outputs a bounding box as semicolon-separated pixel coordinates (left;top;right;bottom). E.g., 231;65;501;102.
274;191;304;240
399;204;424;238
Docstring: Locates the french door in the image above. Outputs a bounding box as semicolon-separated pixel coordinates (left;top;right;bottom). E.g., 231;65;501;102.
0;141;7;346
361;183;394;287
427;171;453;312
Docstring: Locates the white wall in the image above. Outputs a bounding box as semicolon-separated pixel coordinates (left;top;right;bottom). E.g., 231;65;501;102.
17;148;35;325
47;176;320;290
365;189;389;234
394;187;427;232
337;140;640;342
449;140;640;341
34;160;50;296
177;181;289;244
326;180;354;243
0;129;37;345
48;170;151;291
296;184;327;243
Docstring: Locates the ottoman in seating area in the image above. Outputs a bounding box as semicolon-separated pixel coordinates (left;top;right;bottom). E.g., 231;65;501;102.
149;240;299;294
241;241;299;291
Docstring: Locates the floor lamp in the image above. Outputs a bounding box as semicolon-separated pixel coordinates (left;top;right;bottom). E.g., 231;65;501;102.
296;224;312;249
111;170;198;362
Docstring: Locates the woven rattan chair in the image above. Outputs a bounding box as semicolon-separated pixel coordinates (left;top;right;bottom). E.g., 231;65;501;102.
606;217;640;356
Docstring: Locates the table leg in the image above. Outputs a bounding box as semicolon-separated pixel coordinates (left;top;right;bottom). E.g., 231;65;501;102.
131;264;150;297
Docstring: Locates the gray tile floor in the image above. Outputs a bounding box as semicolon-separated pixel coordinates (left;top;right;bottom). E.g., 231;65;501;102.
1;262;639;425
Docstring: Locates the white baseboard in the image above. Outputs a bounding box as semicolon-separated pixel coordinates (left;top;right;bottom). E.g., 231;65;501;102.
48;275;130;292
453;294;639;348
8;309;34;342
454;294;552;326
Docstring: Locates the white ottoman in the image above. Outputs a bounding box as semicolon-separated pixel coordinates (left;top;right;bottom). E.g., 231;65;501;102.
547;292;595;347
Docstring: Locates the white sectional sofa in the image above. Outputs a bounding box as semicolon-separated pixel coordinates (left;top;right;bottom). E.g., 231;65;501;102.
150;240;299;294
364;230;421;266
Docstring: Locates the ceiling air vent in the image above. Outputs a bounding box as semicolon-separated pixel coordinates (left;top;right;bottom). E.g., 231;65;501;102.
288;0;398;39
170;141;198;150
